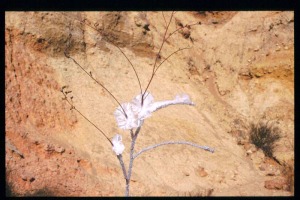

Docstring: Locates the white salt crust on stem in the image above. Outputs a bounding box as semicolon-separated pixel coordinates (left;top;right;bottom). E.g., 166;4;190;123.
114;92;195;130
133;141;215;159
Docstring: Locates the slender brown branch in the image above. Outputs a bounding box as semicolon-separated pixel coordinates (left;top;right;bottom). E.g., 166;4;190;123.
143;19;200;99
113;44;143;96
152;11;174;75
143;11;174;102
61;88;113;146
139;47;191;102
154;47;191;75
64;52;127;118
62;13;143;97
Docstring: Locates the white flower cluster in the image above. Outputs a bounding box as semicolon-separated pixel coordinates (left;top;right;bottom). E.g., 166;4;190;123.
112;92;194;155
112;134;125;155
114;92;195;130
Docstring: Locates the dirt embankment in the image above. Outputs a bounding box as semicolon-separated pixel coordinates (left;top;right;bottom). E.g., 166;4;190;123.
5;11;294;196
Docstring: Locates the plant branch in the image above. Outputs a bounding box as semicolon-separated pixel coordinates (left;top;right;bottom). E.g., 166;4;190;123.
126;126;141;196
152;11;174;74
60;88;113;146
142;21;201;97
143;11;174;102
64;51;128;118
133;141;214;159
113;44;143;96
62;13;143;97
117;154;128;181
130;129;134;140
154;47;191;75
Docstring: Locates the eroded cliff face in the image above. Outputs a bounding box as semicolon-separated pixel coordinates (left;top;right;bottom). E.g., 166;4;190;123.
5;11;294;196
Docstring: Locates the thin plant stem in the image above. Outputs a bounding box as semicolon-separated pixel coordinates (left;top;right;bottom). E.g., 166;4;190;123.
117;154;128;182
62;13;143;97
61;13;215;197
112;43;143;97
143;11;174;103
152;11;174;75
143;21;201;98
61;89;113;146
125;126;141;196
154;47;191;75
64;52;128;118
133;141;214;159
130;129;134;140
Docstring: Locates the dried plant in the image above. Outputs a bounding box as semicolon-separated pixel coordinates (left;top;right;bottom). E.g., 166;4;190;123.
61;12;214;196
249;121;281;158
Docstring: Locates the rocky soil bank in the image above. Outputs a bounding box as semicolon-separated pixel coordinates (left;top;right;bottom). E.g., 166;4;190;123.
5;11;294;196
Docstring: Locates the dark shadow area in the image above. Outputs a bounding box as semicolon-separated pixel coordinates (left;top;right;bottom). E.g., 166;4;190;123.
6;180;55;197
6;181;14;197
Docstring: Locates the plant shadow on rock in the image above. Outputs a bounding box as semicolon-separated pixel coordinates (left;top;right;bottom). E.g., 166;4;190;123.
249;121;281;158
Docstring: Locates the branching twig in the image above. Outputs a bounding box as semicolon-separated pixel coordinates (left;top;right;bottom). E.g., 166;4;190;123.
143;11;174;103
61;12;214;197
64;51;128;118
142;15;201;101
62;13;143;97
133;141;214;159
61;87;113;146
112;43;143;97
153;11;174;74
154;47;191;75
